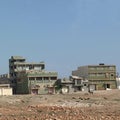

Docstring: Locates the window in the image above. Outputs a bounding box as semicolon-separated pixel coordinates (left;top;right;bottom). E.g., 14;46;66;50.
36;77;42;80
51;77;57;80
14;66;16;69
106;84;110;88
29;65;34;70
111;74;114;77
43;77;49;80
14;73;17;77
29;77;35;80
77;80;81;84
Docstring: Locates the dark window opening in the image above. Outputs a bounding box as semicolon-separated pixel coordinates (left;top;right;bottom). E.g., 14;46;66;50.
44;77;49;80
77;80;81;84
106;84;110;88
29;65;34;70
111;74;114;76
51;77;57;80
29;77;35;80
36;77;42;80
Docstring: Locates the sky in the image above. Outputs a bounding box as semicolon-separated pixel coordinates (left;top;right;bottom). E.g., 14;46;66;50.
0;0;120;78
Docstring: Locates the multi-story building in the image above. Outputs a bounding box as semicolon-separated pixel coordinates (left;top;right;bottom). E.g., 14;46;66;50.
9;56;58;94
72;63;117;90
16;70;58;94
9;56;45;78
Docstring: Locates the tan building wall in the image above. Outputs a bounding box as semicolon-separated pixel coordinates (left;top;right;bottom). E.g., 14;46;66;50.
72;64;117;90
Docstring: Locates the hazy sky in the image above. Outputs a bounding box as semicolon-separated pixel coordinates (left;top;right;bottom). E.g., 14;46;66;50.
0;0;120;77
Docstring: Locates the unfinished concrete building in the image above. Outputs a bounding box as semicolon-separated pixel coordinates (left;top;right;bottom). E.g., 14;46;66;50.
72;63;117;90
9;56;58;94
9;56;45;78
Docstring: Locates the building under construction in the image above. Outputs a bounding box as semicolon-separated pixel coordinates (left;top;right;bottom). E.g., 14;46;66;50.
9;56;58;94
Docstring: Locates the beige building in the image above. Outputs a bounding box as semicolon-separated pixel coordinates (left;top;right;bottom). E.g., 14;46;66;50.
16;70;57;94
72;64;117;90
9;56;58;94
0;74;12;95
0;84;12;95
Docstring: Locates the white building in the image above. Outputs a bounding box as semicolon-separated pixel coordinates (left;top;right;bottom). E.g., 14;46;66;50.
116;77;120;89
0;84;12;95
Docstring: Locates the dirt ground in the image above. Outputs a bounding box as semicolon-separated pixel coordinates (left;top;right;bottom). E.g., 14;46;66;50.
0;90;119;120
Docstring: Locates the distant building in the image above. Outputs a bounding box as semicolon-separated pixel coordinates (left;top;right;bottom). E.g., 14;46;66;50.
9;56;58;94
0;74;12;95
116;77;120;89
58;76;89;94
9;56;45;78
72;63;117;90
0;73;10;84
0;84;12;95
16;70;58;94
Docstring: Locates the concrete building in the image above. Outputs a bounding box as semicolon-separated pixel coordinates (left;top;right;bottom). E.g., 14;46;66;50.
58;76;89;94
0;73;10;84
9;56;58;94
0;84;12;95
16;70;57;94
0;74;13;95
9;56;45;78
116;77;120;89
72;63;117;90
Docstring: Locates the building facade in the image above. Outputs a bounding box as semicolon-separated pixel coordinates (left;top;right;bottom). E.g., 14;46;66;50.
116;77;120;89
9;56;58;94
72;64;117;90
58;76;89;94
9;56;45;78
0;74;12;95
16;70;57;94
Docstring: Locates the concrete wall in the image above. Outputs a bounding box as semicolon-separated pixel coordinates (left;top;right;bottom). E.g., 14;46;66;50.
116;78;120;89
72;66;88;79
0;88;12;95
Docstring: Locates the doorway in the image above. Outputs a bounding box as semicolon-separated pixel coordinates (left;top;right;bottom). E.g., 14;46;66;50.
31;89;38;95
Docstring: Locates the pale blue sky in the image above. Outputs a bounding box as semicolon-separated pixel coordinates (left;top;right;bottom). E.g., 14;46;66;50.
0;0;120;77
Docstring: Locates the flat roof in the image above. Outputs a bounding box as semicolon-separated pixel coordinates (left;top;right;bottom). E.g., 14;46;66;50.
14;62;45;65
11;56;25;60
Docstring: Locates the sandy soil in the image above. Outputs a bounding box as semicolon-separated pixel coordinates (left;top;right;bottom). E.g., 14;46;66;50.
0;90;119;120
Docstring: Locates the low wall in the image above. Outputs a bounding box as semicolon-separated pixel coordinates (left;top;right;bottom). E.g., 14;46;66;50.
0;88;13;95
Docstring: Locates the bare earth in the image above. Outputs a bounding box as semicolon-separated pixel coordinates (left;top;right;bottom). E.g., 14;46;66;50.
0;90;120;120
